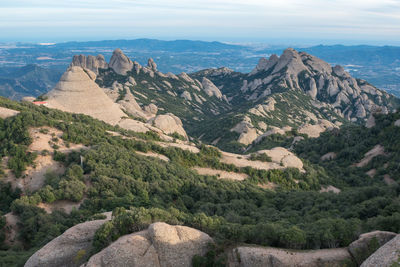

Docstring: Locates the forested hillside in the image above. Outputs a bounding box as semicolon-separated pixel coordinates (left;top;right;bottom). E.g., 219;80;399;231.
0;97;399;266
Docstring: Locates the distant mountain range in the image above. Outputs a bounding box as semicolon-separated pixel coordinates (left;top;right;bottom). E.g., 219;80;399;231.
0;39;399;99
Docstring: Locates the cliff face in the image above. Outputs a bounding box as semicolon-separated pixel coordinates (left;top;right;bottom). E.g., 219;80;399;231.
46;66;126;126
244;48;396;121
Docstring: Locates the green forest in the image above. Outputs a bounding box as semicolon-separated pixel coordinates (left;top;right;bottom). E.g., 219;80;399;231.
0;96;399;266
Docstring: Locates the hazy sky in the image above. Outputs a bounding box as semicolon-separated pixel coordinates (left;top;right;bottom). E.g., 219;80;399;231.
1;0;400;45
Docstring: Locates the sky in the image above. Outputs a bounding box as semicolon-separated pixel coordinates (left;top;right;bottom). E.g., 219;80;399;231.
1;0;400;45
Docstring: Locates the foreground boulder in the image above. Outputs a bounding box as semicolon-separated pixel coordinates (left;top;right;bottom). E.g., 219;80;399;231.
229;246;352;267
348;230;396;265
361;234;400;267
83;222;213;267
25;218;110;267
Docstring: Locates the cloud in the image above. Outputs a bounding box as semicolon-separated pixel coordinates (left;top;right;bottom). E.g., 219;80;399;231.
0;0;399;43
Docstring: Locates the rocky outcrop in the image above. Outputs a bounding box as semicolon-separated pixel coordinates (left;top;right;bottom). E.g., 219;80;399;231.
229;246;352;267
0;106;19;119
147;58;158;71
258;147;303;169
202;77;223;99
150;113;188;139
361;234;400;267
71;54;108;74
298;119;337;138
109;48;133;75
46;66;126;125
24;218;110;267
348;231;397;265
244;48;396;121
231;116;260;145
83;222;213;267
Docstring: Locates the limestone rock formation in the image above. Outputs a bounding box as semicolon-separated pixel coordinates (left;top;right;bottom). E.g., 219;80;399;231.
150;113;188;139
229;246;352;267
202;77;223;99
240;48;397;122
231;116;260;145
147;58;158;71
24;218;109;267
46;66;126;125
361;234;400;267
0;106;19;119
83;222;213;267
348;231;397;265
144;103;158;115
71;54;108;74
298;119;337;138
109;48;133;75
258;147;303;169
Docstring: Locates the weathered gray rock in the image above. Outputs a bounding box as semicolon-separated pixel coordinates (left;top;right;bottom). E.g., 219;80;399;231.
147;58;158;71
348;230;397;265
109;48;133;75
83;222;213;267
46;66;126;125
151;113;188;139
71;54;108;74
229;246;352;267
361;234;400;267
180;91;192;101
25;219;109;267
202;77;223;99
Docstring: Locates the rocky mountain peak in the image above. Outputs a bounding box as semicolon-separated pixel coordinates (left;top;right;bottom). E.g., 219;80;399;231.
240;48;397;121
45;66;126;125
71;54;108;74
249;54;279;75
147;58;157;71
109;48;133;75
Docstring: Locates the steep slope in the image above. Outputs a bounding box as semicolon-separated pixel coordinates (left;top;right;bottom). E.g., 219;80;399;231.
1;97;399;266
295;111;400;188
72;49;231;130
191;48;399;151
46;66;126;126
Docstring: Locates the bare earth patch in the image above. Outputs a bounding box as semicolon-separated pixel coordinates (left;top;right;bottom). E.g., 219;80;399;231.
0;107;19;119
257;182;277;190
2;127;87;192
355;145;386;167
29;127;88;153
136;151;169;162
366;169;377;178
193;167;248;181
321;152;337;161
38;200;84;214
320;185;341;194
4;213;21;246
220;147;304;172
383;174;396;185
